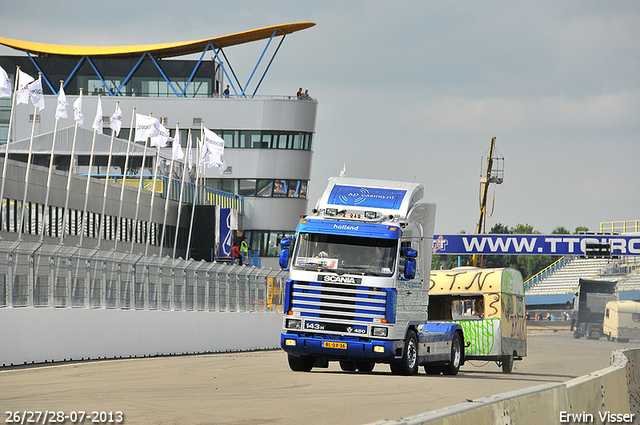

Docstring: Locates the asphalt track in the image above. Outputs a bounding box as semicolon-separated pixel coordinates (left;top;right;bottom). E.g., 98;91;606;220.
0;330;632;425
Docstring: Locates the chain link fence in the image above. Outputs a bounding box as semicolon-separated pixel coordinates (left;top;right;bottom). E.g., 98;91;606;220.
0;240;287;312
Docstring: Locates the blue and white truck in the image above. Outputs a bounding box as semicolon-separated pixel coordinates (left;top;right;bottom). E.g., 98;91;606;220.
278;177;465;375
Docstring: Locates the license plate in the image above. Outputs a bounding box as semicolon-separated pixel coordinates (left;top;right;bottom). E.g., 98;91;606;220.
323;341;347;349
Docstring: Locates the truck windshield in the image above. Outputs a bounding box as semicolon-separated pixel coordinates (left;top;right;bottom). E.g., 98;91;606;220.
292;233;397;276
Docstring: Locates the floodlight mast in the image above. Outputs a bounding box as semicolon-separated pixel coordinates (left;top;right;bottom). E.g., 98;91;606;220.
470;136;504;267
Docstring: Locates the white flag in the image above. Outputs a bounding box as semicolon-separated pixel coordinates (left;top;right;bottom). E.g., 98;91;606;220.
340;163;346;177
55;86;68;119
218;157;227;174
109;104;122;136
202;127;225;157
92;97;103;134
150;122;172;148
28;77;45;110
135;113;160;141
73;92;83;125
0;66;11;98
172;131;184;161
187;143;193;171
200;127;226;172
16;69;34;105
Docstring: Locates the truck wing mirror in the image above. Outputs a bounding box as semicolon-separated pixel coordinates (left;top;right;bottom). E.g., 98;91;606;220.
401;247;418;280
279;237;295;270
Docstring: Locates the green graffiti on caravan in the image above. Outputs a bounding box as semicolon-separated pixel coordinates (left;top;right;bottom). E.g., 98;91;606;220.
501;268;524;295
452;318;499;356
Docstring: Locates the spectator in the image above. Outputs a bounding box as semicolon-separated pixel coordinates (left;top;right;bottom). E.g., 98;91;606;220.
223;85;230;98
296;87;303;99
230;244;241;265
304;89;311;100
240;238;250;264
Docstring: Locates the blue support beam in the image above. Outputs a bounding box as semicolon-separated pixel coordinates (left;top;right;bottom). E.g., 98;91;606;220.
25;51;56;94
19;29;292;98
241;29;277;98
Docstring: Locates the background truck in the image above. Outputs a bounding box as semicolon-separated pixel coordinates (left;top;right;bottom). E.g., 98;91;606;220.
571;278;617;340
278;177;464;375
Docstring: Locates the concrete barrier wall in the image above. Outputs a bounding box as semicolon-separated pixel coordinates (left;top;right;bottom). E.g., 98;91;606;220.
0;308;282;367
367;348;639;425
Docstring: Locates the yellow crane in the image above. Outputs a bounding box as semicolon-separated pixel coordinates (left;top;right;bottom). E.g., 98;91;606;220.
470;137;503;267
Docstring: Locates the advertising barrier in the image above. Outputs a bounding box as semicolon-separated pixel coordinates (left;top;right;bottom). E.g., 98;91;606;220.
433;234;640;256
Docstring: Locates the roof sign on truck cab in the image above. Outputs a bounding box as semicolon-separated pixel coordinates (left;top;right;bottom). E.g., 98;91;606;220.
327;185;407;210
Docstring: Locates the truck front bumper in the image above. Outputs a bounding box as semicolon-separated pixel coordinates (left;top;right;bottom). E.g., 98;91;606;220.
281;332;400;362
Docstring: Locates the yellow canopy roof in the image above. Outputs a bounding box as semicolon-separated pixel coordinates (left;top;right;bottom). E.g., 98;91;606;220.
0;22;315;59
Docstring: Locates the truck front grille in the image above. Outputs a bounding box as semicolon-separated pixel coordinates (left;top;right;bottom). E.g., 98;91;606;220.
290;280;389;323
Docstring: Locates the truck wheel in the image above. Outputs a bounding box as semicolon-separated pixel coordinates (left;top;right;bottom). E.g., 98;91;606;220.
501;355;514;374
355;361;375;373
339;360;356;371
288;354;314;372
573;329;581;339
442;332;462;376
391;330;418;376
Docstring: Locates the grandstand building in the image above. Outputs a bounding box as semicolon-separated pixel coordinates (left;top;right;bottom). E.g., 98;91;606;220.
525;222;640;308
0;23;317;266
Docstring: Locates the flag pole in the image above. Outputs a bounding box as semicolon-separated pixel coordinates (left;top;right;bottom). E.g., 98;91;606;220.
173;128;191;258
79;94;101;247
130;113;151;254
0;66;22;238
17;73;43;240
114;107;135;252
159;123;179;254
97;101;119;248
144;142;162;256
40;80;65;243
185;130;202;260
61;88;83;245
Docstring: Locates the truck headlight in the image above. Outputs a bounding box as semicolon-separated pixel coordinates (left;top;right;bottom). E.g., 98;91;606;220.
371;326;388;337
286;318;302;330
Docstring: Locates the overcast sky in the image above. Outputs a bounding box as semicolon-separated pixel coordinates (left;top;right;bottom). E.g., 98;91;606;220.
1;1;638;235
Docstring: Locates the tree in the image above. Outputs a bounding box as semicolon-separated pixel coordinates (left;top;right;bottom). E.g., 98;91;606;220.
552;226;570;234
434;223;563;281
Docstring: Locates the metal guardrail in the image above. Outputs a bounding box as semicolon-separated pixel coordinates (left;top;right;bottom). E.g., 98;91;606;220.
0;240;286;312
600;220;640;234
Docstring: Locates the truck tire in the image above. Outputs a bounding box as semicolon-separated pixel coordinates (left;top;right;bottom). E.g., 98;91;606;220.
355;361;375;373
339;360;356;371
287;354;314;372
390;330;418;376
442;332;462;376
573;329;581;339
500;355;514;374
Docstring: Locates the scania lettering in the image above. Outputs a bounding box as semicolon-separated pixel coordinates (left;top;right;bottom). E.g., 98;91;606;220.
279;177;465;375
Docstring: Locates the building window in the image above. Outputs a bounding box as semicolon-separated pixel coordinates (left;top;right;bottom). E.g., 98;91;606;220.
244;230;295;257
207;178;308;199
256;179;273;197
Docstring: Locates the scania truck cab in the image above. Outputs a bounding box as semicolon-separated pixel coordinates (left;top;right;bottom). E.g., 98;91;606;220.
279;177;464;375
